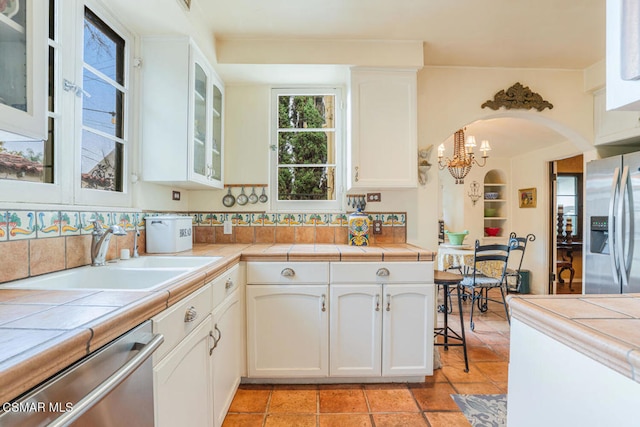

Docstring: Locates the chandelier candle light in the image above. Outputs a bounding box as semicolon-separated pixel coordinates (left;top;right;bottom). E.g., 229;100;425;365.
438;128;491;184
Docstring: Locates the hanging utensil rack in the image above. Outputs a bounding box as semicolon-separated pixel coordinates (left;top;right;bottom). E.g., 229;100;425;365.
347;194;367;211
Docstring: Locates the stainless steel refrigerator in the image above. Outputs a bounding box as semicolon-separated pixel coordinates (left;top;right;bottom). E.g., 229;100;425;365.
585;151;640;294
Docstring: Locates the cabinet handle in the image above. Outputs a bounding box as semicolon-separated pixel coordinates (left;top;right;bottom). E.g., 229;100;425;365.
281;267;295;277
184;306;198;323
225;278;233;290
321;294;327;312
208;330;216;355
355;166;359;182
386;294;391;311
209;324;222;355
375;294;380;311
376;267;390;277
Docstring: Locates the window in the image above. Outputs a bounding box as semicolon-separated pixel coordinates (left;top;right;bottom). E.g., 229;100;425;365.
270;88;343;211
0;0;132;207
557;173;583;239
80;6;127;195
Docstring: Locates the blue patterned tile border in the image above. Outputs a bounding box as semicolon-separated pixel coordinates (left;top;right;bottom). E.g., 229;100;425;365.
0;208;405;242
36;211;61;238
60;211;81;236
0;209;146;240
186;211;406;227
0;211;7;241
7;211;36;240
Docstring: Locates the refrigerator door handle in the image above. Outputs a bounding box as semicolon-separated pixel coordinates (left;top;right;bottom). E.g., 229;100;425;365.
609;167;621;287
618;166;632;288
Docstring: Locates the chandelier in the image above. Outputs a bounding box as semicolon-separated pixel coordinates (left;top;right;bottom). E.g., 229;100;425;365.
437;128;491;184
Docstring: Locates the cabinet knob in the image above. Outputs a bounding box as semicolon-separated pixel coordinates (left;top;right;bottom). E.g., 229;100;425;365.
184;306;198;323
225;278;233;290
281;267;295;277
376;267;390;277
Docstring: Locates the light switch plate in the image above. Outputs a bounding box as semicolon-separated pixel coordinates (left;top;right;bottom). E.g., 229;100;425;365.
223;220;232;234
172;191;181;201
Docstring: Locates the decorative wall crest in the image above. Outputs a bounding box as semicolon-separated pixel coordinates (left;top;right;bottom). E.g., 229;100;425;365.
481;82;553;112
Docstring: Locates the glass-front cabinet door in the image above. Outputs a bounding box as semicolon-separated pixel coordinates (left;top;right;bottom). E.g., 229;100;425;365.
0;0;47;140
192;60;208;181
210;81;223;183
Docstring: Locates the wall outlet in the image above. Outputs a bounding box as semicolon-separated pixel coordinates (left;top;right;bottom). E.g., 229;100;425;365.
172;191;181;201
373;220;383;234
367;193;381;202
223;220;233;234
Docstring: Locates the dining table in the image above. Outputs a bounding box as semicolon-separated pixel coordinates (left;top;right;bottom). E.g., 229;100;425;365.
436;244;505;278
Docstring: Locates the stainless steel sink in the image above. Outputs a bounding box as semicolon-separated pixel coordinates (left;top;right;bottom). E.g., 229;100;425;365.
1;256;221;292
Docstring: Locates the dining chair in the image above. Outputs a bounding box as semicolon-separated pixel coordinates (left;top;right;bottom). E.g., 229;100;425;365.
505;232;536;293
460;239;515;331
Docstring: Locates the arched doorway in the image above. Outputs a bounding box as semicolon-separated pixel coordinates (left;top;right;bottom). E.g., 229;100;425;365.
437;113;592;295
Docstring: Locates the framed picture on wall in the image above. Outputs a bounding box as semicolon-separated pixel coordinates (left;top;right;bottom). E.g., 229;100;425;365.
519;188;537;208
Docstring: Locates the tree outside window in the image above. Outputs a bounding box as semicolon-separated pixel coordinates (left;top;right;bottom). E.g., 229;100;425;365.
272;88;342;211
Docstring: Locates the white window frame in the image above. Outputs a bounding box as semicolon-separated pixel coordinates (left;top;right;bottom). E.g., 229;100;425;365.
270;87;344;212
72;0;133;207
0;0;134;208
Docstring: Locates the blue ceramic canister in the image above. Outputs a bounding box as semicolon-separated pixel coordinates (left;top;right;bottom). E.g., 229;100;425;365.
348;209;371;246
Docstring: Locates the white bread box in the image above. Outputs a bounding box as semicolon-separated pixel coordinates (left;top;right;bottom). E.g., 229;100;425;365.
145;215;193;253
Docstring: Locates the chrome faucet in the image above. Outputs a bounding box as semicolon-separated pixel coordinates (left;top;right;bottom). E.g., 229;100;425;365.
91;220;127;266
133;223;140;258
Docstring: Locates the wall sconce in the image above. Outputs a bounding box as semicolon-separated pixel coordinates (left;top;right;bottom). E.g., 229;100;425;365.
468;181;483;206
418;145;433;185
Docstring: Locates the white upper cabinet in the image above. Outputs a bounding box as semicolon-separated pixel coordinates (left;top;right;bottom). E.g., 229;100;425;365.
140;36;224;189
606;0;640;111
594;88;640;144
0;0;47;141
348;68;418;189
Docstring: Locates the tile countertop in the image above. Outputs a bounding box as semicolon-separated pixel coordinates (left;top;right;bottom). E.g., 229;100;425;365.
508;294;640;385
0;243;434;405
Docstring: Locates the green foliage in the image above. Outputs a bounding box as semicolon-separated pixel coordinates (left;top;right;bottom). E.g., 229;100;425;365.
277;95;330;200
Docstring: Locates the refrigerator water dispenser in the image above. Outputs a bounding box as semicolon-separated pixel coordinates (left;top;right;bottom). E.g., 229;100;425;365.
590;216;609;254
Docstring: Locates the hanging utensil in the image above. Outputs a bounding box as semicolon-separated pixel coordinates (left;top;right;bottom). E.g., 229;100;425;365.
237;186;248;205
222;188;235;207
248;186;258;204
259;187;268;203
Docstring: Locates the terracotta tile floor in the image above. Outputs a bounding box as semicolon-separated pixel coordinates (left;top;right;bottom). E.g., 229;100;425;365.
224;292;510;427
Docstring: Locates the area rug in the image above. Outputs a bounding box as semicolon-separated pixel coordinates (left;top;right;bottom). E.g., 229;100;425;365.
451;394;507;427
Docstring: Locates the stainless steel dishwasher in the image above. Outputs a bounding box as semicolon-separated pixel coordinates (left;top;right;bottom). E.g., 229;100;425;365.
0;320;163;427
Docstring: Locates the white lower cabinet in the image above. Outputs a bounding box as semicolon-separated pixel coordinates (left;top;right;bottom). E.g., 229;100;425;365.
330;285;381;376
154;315;214;427
152;263;245;427
245;261;434;380
330;262;434;378
330;284;434;377
382;285;434;376
246;284;329;377
211;288;242;427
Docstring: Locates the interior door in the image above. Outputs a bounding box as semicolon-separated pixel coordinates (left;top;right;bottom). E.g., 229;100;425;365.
549;161;558;294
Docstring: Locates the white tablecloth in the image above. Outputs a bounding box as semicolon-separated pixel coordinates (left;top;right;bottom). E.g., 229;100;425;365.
436;246;505;278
